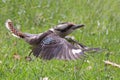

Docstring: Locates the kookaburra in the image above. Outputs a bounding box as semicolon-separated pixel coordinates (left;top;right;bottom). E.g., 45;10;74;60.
51;23;99;51
50;22;84;38
5;19;99;60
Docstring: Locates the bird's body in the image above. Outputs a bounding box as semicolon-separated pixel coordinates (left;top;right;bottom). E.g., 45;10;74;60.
32;32;83;60
5;19;100;60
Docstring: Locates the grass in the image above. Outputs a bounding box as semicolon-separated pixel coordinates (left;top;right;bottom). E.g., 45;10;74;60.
0;0;120;80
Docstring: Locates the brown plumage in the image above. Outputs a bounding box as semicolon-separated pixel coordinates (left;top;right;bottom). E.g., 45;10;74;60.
5;19;25;38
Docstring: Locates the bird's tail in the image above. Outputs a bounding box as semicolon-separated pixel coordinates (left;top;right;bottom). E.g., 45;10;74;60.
5;19;25;38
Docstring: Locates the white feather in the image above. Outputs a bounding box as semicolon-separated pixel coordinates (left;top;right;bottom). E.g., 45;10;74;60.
5;19;12;31
49;28;55;32
12;34;20;38
72;49;82;55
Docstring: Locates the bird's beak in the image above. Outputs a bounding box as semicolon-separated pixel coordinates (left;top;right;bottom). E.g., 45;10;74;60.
72;24;85;30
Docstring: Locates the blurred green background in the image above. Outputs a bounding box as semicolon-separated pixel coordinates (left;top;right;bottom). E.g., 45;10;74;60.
0;0;120;80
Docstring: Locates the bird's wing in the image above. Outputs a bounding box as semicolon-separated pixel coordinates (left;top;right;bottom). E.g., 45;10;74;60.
32;33;84;60
65;36;101;52
5;19;52;45
5;19;25;38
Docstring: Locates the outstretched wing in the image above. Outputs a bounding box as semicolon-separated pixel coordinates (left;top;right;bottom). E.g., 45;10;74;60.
5;19;53;46
32;33;84;60
5;19;25;38
65;36;101;53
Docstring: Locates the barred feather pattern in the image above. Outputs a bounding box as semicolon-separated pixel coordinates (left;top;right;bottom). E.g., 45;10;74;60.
5;19;24;38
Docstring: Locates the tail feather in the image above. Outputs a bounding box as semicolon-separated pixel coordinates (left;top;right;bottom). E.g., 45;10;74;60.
5;19;25;38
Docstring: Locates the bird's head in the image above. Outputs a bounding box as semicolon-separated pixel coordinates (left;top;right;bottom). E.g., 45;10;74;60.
50;22;85;37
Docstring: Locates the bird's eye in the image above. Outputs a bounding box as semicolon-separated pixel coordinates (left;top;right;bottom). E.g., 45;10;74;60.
54;28;62;31
59;22;68;24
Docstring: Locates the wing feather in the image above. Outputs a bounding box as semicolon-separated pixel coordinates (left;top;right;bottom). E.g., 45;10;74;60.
32;33;84;60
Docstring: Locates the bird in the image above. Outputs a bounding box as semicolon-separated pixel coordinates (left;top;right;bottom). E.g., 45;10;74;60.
5;19;84;60
5;19;100;60
50;22;100;52
50;22;84;38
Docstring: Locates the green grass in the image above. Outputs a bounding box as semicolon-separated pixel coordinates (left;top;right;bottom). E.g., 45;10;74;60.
0;0;120;80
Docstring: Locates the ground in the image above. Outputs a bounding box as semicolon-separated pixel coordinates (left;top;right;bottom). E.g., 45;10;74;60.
0;0;120;80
